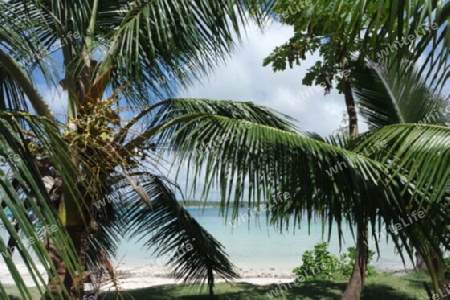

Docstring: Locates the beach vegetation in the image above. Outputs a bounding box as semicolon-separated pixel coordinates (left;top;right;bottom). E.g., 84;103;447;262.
293;243;377;282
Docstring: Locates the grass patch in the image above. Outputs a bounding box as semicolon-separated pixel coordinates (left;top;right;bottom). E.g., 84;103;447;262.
98;272;431;300
2;272;432;299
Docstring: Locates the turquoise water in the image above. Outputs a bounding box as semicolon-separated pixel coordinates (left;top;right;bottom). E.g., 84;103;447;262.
0;206;412;276
115;207;413;273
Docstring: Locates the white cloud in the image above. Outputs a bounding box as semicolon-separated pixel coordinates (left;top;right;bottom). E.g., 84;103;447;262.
179;21;368;136
38;84;68;122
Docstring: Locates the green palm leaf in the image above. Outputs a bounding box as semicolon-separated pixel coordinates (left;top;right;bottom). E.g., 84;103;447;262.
0;50;53;118
0;113;88;299
145;100;449;263
353;59;448;129
118;173;238;294
0;67;28;112
97;0;267;104
331;0;448;91
353;124;450;205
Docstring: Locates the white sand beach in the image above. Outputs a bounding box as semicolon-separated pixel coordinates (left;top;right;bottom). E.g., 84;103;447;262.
94;266;312;293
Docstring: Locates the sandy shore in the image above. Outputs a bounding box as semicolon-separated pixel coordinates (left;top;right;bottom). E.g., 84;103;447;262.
98;276;297;292
96;267;297;292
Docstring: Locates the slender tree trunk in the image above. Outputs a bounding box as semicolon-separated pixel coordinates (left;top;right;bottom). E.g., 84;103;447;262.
58;36;95;298
39;165;70;300
44;241;67;300
341;69;367;300
64;226;87;299
46;57;93;299
42;1;99;297
208;267;214;296
44;228;87;300
342;76;358;138
342;222;368;300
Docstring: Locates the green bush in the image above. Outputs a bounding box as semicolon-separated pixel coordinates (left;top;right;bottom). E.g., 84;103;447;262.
293;242;377;281
339;246;377;277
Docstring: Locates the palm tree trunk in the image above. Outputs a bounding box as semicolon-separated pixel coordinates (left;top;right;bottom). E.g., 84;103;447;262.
342;222;368;300
44;241;66;300
208;266;214;296
342;75;358;138
44;228;87;300
64;225;87;299
58;26;95;296
45;187;88;299
341;70;367;300
39;164;81;300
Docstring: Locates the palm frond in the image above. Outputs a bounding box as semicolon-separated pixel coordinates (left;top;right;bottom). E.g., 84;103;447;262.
151;98;297;129
0;67;28;112
0;50;54;118
0;112;88;299
127;98;297;147
1;1;69;81
97;0;265;104
118;173;239;291
149;108;450;263
349;123;450;273
331;0;449;91
153;114;397;219
353;59;447;129
8;0;92;52
353;124;450;207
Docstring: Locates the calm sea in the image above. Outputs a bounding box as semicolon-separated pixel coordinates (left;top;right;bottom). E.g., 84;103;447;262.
115;207;413;274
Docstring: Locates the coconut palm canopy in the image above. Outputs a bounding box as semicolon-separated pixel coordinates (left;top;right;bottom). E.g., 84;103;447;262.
0;1;449;300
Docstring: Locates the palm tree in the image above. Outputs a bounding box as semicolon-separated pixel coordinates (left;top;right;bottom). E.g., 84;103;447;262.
0;0;274;298
263;0;450;297
263;2;370;294
148;61;450;300
351;59;450;298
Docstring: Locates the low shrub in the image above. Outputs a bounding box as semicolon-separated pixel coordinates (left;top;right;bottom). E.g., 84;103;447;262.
293;242;377;281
